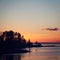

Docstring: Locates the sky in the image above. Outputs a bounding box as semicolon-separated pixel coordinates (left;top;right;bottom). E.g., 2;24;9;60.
0;0;60;42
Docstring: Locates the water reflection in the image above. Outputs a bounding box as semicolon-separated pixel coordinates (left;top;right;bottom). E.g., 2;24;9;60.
0;47;60;60
0;54;21;60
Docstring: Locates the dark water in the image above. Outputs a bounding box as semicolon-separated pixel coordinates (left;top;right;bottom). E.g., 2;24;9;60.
0;47;60;60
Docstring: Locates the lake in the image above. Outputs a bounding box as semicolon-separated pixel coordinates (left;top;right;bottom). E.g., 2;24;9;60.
0;47;60;60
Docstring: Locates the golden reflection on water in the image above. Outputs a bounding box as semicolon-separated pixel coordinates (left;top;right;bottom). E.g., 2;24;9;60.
22;55;60;60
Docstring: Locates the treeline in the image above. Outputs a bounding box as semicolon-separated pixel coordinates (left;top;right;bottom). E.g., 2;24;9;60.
0;30;42;53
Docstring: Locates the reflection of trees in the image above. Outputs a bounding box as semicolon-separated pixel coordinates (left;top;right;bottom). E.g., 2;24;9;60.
0;54;22;60
13;55;21;60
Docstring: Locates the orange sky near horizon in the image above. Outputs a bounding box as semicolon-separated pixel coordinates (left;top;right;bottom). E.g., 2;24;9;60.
0;28;60;42
23;31;60;42
0;27;60;42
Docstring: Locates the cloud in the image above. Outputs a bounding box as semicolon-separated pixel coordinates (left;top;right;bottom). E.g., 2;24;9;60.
43;28;60;31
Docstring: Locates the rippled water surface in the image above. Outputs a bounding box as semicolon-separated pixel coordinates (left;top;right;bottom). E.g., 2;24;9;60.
0;47;60;60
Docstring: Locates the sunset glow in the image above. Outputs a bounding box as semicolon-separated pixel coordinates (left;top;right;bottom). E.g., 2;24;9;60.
0;0;60;42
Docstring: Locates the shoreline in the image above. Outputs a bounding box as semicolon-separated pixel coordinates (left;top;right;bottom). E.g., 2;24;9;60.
0;49;30;54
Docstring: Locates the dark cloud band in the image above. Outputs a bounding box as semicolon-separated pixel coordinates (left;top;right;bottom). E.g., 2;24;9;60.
43;28;60;31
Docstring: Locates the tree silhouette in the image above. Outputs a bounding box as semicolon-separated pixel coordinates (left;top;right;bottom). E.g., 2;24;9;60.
0;30;42;53
27;39;33;47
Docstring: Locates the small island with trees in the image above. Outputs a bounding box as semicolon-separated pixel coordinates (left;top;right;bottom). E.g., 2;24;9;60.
0;30;42;54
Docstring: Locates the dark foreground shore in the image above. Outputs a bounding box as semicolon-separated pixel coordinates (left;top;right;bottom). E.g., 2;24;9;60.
0;49;30;54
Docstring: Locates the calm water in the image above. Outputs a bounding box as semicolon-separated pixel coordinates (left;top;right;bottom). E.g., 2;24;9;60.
0;47;60;60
